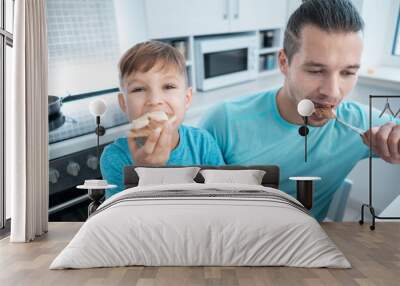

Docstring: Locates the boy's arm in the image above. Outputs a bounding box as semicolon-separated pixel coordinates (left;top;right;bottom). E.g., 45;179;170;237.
127;120;173;166
202;132;226;166
100;147;126;199
199;104;230;163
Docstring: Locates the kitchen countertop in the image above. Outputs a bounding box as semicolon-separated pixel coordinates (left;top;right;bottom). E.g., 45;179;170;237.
1;222;399;286
187;72;283;120
358;66;400;90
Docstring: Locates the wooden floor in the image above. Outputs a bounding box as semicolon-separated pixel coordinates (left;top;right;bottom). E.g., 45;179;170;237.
0;222;399;286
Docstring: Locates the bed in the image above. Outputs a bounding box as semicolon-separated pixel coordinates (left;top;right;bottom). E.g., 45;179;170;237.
50;165;350;269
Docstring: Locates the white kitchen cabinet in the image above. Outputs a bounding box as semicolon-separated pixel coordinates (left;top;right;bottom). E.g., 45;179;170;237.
144;0;287;39
144;0;230;39
113;0;147;55
230;0;287;32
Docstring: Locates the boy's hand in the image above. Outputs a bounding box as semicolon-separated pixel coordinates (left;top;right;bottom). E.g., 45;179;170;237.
127;121;174;165
361;122;400;164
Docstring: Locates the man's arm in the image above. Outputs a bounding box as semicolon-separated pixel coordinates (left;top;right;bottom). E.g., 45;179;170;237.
362;122;400;164
361;105;400;164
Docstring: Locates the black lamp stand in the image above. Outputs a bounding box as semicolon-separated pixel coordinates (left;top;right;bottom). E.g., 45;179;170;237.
95;115;106;162
86;116;106;217
298;116;309;162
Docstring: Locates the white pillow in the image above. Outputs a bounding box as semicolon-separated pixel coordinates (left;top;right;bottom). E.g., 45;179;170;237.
135;167;201;186
200;169;266;185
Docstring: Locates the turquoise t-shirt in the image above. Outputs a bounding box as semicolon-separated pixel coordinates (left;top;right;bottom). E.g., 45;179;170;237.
200;89;399;221
100;124;225;198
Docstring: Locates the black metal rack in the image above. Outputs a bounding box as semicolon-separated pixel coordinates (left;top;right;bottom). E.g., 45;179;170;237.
359;95;400;230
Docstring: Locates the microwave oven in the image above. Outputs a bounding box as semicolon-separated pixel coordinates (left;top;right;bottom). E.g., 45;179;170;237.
194;34;258;91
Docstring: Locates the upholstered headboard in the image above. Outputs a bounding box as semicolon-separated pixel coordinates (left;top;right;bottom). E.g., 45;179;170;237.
124;165;280;189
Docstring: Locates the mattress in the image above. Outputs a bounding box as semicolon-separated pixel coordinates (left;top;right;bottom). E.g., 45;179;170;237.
50;183;351;269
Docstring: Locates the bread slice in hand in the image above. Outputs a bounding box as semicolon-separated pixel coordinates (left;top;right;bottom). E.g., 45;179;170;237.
127;111;176;139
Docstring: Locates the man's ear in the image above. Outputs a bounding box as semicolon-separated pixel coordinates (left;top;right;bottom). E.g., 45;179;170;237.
184;87;193;110
278;49;289;76
118;93;127;113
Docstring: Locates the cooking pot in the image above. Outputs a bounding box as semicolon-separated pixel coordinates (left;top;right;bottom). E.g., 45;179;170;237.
48;94;71;117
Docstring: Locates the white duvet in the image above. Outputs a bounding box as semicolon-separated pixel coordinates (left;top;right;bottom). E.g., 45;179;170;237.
50;183;351;269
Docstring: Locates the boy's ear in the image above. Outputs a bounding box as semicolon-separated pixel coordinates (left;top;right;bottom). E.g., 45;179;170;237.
117;93;127;113
184;87;193;110
278;49;289;76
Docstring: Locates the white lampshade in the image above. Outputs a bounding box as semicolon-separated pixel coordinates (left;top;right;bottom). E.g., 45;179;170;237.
297;99;315;117
89;99;107;116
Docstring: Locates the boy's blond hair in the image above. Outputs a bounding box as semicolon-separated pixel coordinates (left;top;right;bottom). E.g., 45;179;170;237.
118;41;188;90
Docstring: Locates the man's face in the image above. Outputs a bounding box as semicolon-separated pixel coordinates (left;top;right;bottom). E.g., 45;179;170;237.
280;25;363;126
118;63;192;129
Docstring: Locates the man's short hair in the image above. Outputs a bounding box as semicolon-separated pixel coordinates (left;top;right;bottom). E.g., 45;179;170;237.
283;0;364;64
118;40;188;90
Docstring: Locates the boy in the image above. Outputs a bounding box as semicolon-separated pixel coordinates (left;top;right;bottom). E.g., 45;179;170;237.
100;41;225;198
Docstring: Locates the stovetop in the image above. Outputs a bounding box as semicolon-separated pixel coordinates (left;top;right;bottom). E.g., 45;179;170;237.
49;112;66;132
48;92;129;144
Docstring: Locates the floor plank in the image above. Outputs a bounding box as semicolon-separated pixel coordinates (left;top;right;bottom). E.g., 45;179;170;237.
0;222;399;286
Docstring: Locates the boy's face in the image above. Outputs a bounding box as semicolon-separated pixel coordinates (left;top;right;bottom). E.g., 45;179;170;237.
279;25;363;126
118;63;192;130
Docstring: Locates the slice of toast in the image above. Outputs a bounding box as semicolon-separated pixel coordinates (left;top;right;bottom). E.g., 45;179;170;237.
127;111;176;140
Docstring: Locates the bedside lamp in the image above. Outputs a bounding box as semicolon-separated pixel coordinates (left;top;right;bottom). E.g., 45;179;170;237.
78;99;116;216
291;99;321;210
89;99;107;163
297;99;314;162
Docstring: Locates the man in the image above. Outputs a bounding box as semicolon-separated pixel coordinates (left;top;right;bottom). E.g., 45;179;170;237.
200;0;400;221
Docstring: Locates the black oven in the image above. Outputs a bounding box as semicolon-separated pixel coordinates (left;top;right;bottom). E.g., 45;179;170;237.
48;92;129;222
48;144;107;221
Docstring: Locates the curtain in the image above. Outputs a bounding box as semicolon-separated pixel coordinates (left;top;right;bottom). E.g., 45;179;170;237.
7;0;48;242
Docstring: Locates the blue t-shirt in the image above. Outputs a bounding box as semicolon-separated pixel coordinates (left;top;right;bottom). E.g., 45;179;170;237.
100;124;225;198
200;89;399;221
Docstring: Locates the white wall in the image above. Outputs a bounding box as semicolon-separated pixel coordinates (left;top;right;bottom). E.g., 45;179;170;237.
359;0;394;68
286;0;301;16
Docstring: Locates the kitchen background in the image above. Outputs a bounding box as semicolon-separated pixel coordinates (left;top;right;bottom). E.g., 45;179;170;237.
8;0;397;222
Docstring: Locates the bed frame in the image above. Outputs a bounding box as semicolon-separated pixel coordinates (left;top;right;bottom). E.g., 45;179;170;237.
124;165;280;189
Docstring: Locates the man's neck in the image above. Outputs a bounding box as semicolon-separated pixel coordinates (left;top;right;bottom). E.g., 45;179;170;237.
276;86;304;125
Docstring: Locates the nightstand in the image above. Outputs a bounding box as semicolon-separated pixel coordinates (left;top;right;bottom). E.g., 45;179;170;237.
289;176;321;210
77;183;116;216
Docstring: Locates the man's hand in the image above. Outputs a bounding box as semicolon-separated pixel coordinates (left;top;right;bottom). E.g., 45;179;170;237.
127;121;173;166
362;122;400;164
